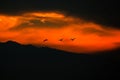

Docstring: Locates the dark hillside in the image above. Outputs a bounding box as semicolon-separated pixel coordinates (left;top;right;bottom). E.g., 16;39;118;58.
0;41;120;80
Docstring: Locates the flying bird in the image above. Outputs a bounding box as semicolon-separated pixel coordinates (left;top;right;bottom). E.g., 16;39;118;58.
59;38;63;41
43;39;48;42
70;38;76;41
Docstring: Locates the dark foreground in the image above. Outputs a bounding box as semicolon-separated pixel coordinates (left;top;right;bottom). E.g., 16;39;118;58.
0;41;120;80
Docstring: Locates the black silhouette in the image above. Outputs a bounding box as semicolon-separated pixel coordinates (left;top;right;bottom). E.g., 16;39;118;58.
59;38;63;41
0;41;120;80
70;38;76;41
43;39;48;42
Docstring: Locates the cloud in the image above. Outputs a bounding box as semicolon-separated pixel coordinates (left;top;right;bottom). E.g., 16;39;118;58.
0;11;120;53
0;0;120;28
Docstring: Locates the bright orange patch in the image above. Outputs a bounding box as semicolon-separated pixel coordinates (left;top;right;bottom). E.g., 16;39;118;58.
0;12;120;53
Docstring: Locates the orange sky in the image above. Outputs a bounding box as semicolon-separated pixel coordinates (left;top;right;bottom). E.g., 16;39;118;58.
0;12;120;53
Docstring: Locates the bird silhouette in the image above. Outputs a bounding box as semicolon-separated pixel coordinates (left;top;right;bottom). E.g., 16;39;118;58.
70;38;76;41
59;38;63;41
43;39;48;42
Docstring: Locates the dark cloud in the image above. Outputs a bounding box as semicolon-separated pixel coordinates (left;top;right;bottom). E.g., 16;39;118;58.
81;27;114;36
11;19;68;30
0;0;120;28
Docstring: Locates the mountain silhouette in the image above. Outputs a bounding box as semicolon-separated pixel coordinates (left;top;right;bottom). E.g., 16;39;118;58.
0;41;120;80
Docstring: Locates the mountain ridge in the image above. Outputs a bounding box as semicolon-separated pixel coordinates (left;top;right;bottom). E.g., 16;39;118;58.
0;40;120;80
0;40;120;55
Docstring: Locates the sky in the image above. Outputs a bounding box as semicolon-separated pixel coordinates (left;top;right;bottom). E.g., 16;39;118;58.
0;0;120;53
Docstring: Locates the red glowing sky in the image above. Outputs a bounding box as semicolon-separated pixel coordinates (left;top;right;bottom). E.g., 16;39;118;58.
0;12;120;53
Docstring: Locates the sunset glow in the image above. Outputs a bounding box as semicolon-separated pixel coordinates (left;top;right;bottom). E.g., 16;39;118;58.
0;12;120;53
